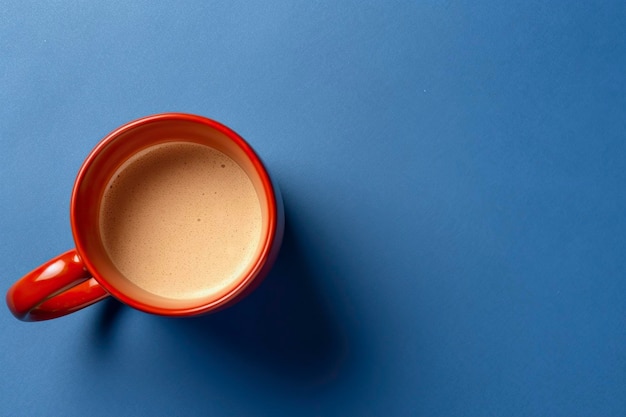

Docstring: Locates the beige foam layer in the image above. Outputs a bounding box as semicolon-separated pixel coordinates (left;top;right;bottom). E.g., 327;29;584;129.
99;142;262;300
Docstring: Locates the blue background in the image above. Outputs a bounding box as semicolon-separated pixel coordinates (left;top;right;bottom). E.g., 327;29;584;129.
1;1;625;416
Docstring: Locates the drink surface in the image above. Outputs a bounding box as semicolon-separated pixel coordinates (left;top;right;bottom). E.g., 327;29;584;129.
100;142;263;300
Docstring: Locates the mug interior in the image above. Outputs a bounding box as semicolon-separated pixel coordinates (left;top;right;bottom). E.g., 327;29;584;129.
71;115;275;315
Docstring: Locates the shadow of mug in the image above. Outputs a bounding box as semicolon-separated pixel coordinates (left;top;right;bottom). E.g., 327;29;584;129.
93;209;352;385
169;215;350;384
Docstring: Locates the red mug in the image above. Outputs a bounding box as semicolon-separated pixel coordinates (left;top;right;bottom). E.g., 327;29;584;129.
6;113;284;321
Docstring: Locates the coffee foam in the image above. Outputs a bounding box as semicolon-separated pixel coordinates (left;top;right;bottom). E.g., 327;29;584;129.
99;142;263;300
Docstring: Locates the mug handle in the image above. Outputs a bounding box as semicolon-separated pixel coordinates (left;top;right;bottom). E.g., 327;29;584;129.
6;250;110;321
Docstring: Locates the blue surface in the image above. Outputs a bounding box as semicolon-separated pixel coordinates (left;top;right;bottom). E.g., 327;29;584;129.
1;1;625;416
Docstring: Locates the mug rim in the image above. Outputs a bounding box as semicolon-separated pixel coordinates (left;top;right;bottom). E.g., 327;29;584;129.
70;113;279;316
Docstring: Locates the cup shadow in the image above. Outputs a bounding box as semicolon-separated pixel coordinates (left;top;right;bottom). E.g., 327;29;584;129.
89;296;126;352
164;214;350;383
91;209;351;384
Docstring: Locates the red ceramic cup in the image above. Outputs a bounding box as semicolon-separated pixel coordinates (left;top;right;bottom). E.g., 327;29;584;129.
6;113;284;321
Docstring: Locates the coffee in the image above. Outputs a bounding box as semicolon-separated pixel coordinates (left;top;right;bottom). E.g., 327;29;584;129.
99;142;263;300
